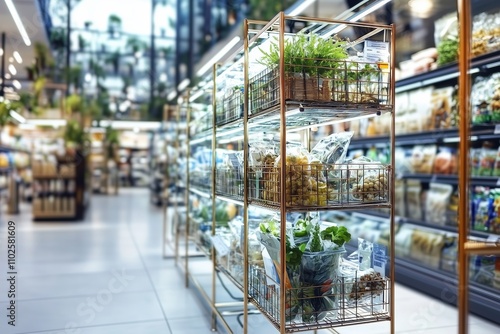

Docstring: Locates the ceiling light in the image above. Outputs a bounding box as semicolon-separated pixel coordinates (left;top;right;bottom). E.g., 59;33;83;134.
9;57;14;63
409;0;433;18
4;0;32;46
13;51;22;64
12;80;21;90
287;0;316;16
323;0;392;37
4;73;10;79
196;36;241;77
167;91;177;101
0;48;3;56
8;64;17;75
177;78;190;91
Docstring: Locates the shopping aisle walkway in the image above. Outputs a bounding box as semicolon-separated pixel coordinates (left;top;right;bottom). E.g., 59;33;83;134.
0;188;498;334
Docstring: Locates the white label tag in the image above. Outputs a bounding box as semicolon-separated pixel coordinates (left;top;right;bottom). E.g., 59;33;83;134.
210;235;230;257
495;124;500;134
486;235;500;244
364;40;390;63
496;178;500;186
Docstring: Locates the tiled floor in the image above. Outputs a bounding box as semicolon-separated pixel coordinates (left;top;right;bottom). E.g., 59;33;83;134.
0;188;497;334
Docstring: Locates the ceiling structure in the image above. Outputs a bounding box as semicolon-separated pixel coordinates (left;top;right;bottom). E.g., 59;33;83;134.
0;0;50;88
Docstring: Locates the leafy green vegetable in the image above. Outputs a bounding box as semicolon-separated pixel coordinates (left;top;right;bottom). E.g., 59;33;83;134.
309;224;323;252
259;218;280;237
437;38;458;66
321;225;351;247
293;218;311;237
286;237;306;269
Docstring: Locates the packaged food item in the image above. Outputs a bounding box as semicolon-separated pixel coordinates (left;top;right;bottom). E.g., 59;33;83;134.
395;147;414;175
478;142;497;176
470;148;482;176
310;132;354;165
471;187;494;232
405;180;422;220
410;145;437;174
445;189;459;226
410;229;446;269
440;237;457;273
471;76;493;124
394;180;405;217
433;147;457;175
425;183;454;226
429;87;454;129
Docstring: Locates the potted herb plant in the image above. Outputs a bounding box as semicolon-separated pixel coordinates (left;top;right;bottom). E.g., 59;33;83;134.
258;33;350;102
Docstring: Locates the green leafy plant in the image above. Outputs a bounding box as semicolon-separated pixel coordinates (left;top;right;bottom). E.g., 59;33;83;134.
286;237;306;270
63;120;87;147
65;94;83;114
320;225;351;247
308;224;323;252
258;33;349;76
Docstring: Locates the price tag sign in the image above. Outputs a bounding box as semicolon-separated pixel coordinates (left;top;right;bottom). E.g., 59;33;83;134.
496;178;500;186
486;235;500;245
210;235;230;257
495;124;500;134
364;40;390;63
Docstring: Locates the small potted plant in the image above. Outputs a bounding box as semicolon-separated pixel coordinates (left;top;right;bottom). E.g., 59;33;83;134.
258;33;350;102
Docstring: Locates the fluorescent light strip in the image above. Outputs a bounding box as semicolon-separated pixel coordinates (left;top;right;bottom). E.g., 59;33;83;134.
13;51;22;64
8;64;17;75
189;89;205;102
9;110;25;123
196;36;241;77
287;0;316;16
323;0;392;38
4;0;32;46
167;91;177;101
177;78;190;91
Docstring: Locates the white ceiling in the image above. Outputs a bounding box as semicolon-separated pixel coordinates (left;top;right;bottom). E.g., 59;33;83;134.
0;0;50;82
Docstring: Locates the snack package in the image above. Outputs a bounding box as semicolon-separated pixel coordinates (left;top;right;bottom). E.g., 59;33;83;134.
478;143;497;176
429;87;453;129
395;147;414;175
433;147;457;175
395;225;414;258
310;131;354;165
471;76;493;124
408;87;433;131
425;183;454;226
440;236;457;273
410;229;446;269
406;180;422;221
470;148;482;176
410;145;437;174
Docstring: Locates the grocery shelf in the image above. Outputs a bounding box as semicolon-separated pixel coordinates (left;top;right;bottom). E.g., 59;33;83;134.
395;49;500;93
189;187;211;199
248;103;391;133
349;124;499;149
351;209;499;240
398;174;500;188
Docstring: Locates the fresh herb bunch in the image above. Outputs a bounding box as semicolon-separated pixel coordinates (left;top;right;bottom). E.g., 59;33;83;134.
321;225;351;247
308;224;324;252
259;218;280;237
258;33;349;76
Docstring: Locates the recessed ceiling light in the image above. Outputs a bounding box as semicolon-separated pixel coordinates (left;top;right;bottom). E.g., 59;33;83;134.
13;51;22;64
5;73;11;79
9;57;14;63
8;64;17;75
12;80;21;90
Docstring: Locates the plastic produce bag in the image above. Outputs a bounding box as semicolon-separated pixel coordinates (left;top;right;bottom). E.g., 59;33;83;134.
310;131;354;165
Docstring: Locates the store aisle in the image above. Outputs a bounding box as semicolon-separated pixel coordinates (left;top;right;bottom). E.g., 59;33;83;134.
0;188;498;334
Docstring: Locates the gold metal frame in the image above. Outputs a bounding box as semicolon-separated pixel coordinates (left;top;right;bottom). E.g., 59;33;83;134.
181;8;396;334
